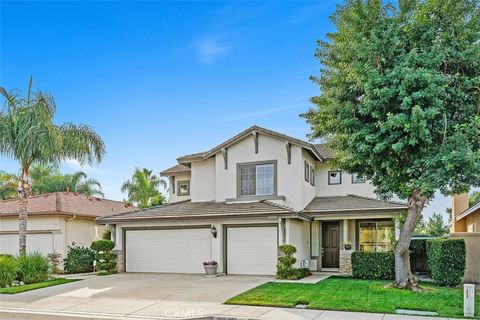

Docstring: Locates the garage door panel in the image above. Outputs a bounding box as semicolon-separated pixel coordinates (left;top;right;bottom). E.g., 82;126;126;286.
227;226;277;275
125;228;211;273
0;234;54;256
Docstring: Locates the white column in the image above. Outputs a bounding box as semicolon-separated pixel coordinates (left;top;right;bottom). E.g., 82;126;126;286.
343;219;349;244
395;219;400;241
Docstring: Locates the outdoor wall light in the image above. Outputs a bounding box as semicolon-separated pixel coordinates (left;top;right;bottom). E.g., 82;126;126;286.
211;225;217;238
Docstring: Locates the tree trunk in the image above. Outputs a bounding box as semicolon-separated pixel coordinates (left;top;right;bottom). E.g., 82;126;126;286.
18;167;31;256
394;189;427;290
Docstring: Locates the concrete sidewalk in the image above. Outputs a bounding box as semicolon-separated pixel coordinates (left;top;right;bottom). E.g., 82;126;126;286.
0;273;463;320
0;297;459;320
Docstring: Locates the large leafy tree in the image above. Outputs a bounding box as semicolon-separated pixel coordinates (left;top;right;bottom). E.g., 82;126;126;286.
304;0;480;289
0;171;18;200
424;212;449;237
121;168;166;208
0;79;105;255
30;164;104;197
469;191;480;207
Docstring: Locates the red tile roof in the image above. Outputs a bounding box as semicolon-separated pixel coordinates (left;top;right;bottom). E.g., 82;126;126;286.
0;192;137;218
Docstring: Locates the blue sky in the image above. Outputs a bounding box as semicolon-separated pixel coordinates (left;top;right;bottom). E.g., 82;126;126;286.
0;0;453;218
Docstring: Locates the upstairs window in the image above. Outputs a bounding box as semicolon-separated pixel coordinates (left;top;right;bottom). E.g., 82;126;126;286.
239;162;276;196
352;173;365;184
328;171;342;185
304;161;310;182
310;166;315;186
177;180;190;196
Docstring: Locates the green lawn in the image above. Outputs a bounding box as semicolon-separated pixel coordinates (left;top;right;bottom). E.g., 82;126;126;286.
226;277;480;319
0;278;80;294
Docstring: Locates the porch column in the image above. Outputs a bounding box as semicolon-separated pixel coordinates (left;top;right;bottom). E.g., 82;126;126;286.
343;219;349;245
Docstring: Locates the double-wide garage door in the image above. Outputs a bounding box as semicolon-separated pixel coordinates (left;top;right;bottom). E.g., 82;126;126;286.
0;233;54;256
124;225;278;275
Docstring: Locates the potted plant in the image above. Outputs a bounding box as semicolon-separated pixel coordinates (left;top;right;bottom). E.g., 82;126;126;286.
344;240;352;250
203;260;218;277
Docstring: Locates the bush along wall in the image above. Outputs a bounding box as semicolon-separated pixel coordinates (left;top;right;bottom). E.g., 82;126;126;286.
64;245;96;274
276;244;311;280
91;239;116;275
351;251;395;280
427;238;466;286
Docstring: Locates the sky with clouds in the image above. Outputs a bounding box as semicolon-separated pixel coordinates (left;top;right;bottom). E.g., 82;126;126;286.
0;1;465;220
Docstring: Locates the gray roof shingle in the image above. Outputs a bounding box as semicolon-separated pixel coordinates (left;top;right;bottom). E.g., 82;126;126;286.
304;195;407;213
160;164;191;176
97;200;295;222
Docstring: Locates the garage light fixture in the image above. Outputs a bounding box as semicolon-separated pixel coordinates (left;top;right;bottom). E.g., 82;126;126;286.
211;225;217;238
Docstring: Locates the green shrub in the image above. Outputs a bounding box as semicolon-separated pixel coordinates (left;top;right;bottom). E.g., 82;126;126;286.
90;239;115;252
64;245;95;274
0;255;19;288
291;268;312;280
351;251;395;280
17;253;51;284
427;238;466;286
91;240;116;274
102;229;112;240
277;245;297;279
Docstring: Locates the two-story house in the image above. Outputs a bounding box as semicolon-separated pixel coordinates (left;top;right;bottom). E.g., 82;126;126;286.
98;126;406;275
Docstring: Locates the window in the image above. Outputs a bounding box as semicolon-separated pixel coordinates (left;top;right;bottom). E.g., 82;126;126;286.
310;166;315;186
177;180;190;196
358;220;395;252
239;162;275;196
328;171;342;185
311;221;320;257
352;173;365;184
304;161;310;182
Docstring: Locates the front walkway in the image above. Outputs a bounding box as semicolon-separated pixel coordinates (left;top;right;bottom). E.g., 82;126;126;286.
0;273;458;320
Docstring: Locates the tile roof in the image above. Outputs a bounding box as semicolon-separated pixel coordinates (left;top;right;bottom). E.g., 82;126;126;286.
160;164;191;176
0;192;137;218
97;200;296;222
304;195;407;213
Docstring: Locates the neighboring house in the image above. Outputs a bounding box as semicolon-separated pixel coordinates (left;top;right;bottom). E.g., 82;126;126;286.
0;192;137;262
98;126;407;275
450;194;480;283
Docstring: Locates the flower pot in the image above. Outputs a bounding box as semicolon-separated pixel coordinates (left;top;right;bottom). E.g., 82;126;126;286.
204;264;218;276
344;244;352;250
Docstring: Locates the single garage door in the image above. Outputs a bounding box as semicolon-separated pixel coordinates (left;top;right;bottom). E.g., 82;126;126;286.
226;225;278;275
0;233;54;256
125;228;212;273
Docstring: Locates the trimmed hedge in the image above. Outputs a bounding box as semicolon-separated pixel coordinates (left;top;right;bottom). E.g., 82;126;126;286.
351;251;395;280
91;240;117;274
427;238;466;286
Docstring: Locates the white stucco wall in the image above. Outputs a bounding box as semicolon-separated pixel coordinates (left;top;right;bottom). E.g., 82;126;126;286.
190;158;216;202
65;217;103;250
285;219;310;268
169;173;191;203
301;150;317;209
213;134;305;211
315;162;376;198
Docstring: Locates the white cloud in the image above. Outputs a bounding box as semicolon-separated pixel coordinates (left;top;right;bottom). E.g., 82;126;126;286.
63;159;102;175
192;37;234;64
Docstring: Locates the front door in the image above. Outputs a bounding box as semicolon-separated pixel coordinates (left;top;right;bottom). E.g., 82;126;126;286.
322;222;339;268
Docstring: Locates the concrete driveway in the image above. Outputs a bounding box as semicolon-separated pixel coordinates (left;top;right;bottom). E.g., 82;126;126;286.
0;273;273;319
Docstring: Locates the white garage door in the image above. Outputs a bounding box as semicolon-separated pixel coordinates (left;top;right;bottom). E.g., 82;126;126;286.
226;226;278;275
125;228;212;273
0;233;54;256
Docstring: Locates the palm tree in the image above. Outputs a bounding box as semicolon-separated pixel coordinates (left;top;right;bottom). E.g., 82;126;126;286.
0;171;18;200
121;168;166;208
30;164;104;197
0;78;105;255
